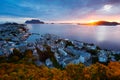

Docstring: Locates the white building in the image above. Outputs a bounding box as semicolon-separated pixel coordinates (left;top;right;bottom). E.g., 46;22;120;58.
98;50;108;62
58;48;67;56
45;58;53;68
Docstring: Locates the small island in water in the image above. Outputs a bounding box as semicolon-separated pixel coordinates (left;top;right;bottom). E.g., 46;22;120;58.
79;21;120;26
25;19;45;24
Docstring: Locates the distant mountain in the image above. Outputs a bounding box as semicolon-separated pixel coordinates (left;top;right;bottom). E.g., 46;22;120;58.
25;19;44;24
93;21;119;26
79;21;120;26
87;21;120;26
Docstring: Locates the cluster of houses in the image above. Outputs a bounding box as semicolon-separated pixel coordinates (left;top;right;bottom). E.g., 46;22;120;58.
31;34;120;68
0;23;30;56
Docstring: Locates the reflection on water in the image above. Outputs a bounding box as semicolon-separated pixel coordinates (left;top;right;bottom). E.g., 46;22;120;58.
27;24;120;51
96;26;107;42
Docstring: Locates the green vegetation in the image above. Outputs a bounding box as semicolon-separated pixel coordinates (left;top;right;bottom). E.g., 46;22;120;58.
114;54;120;61
65;40;74;48
86;49;99;55
2;48;35;64
92;56;99;64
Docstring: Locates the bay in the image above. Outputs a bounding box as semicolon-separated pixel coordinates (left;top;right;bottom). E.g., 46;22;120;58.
27;24;120;51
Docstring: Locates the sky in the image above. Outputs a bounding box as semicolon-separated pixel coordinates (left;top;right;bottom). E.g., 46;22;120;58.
0;0;120;23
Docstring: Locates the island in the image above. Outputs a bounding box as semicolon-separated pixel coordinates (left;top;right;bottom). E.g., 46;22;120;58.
80;21;120;26
92;21;119;26
25;19;44;24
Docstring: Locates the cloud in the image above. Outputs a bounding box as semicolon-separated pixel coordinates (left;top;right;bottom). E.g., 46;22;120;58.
94;4;120;16
0;16;36;23
0;0;120;22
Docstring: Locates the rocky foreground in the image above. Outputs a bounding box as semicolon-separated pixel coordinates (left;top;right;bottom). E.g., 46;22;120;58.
0;23;120;68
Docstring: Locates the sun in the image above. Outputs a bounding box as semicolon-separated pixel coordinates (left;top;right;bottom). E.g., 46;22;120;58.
87;20;99;25
88;20;98;23
103;4;112;11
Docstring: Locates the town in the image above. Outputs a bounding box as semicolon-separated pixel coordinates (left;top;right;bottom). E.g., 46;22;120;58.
0;23;120;68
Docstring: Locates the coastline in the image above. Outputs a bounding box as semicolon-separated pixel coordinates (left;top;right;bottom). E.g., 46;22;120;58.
0;23;120;68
